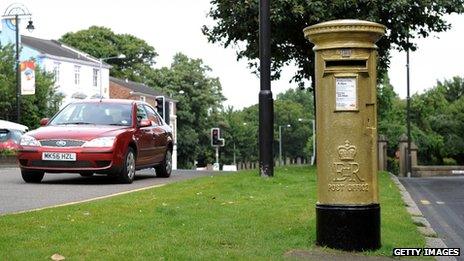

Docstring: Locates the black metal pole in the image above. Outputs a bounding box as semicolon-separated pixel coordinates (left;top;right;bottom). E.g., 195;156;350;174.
406;33;412;177
15;14;21;123
259;0;274;177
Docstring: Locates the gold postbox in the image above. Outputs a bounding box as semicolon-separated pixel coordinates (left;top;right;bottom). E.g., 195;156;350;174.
304;20;385;251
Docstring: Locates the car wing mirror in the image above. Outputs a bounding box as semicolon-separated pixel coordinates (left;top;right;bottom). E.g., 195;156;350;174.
139;119;152;128
40;118;49;126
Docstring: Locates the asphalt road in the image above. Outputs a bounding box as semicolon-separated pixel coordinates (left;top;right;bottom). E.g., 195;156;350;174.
0;167;217;215
401;176;464;257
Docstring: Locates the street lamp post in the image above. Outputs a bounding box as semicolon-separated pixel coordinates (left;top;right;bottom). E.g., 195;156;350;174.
406;31;412;178
2;4;34;123
99;54;126;98
233;142;237;166
279;124;291;166
259;0;274;177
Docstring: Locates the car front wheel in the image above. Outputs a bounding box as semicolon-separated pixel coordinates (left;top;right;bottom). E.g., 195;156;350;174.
118;147;136;184
155;150;172;178
21;170;45;183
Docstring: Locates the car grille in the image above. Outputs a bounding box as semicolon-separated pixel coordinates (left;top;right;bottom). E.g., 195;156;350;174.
40;140;85;147
30;160;93;168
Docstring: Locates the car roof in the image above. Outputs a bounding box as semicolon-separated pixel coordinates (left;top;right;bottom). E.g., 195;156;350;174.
68;99;137;105
0;120;29;132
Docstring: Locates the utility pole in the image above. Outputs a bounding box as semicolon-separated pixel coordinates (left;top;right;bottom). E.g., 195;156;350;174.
2;4;34;123
15;14;20;123
99;54;126;98
279;125;282;165
233;142;236;166
406;30;412;178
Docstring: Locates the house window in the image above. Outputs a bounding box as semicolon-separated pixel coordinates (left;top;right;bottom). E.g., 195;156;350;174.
93;68;99;87
53;63;60;85
140;96;146;102
74;66;80;85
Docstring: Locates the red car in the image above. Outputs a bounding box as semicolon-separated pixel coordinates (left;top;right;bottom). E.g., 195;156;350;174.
17;99;173;184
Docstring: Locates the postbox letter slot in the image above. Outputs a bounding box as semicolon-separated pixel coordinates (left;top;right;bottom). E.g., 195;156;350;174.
325;60;367;69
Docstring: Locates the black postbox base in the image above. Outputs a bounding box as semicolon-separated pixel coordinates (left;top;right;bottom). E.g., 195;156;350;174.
316;203;381;251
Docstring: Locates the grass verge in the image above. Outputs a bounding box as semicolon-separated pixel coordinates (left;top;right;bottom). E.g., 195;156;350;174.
0;166;425;259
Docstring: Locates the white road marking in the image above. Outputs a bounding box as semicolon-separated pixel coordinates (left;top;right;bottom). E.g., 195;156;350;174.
436;201;445;205
3;183;166;216
420;199;431;205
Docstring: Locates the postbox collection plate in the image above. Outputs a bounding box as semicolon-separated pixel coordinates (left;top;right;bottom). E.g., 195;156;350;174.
335;77;357;111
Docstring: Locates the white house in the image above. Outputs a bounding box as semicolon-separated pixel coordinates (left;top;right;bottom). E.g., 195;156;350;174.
0;18;110;107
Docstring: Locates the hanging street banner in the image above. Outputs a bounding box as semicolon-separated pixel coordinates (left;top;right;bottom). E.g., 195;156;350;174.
20;61;36;95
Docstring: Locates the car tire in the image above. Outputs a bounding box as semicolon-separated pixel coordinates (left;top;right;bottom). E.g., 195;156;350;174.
155;150;172;178
79;172;94;177
117;147;136;184
21;170;45;183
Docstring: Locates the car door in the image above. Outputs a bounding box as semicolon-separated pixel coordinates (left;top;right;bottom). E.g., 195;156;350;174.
144;104;167;163
134;104;156;165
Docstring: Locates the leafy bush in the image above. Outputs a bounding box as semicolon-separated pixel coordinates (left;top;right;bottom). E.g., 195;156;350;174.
0;149;17;156
443;158;457;166
387;157;399;175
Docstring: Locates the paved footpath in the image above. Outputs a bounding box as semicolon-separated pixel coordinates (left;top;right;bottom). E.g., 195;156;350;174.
401;176;464;261
0;167;217;215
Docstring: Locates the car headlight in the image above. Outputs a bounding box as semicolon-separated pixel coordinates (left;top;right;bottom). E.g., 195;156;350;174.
82;137;116;148
20;135;41;146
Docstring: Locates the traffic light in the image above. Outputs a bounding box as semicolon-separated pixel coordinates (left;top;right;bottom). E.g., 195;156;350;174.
211;128;220;146
211;128;225;147
164;100;170;125
155;96;164;118
155;96;170;125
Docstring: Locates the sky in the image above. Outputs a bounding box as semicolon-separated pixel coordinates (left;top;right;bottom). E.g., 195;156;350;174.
2;0;463;109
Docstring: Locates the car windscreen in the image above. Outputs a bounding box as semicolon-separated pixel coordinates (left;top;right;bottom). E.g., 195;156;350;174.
9;130;22;142
49;103;133;126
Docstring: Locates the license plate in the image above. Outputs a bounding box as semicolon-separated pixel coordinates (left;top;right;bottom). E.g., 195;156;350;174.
42;152;76;161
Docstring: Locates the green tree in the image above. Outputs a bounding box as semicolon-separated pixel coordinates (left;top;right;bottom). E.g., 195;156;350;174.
444;95;464;164
219;106;259;165
377;75;405;153
60;26;158;82
437;76;464;103
0;45;16;120
219;87;314;166
0;44;63;128
203;1;463;85
149;53;225;168
274;99;310;160
409;76;464;164
275;88;313;161
303;135;314;161
276;88;314;117
376;75;464;166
